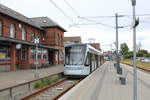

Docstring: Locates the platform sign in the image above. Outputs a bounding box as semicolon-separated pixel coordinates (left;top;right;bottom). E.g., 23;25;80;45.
131;0;136;6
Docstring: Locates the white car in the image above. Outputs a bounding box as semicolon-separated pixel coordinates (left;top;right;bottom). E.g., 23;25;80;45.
144;58;150;63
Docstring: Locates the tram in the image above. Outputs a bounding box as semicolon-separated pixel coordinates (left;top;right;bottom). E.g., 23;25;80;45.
64;43;104;76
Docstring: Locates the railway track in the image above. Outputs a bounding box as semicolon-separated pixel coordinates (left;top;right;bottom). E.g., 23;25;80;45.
21;78;82;100
121;62;150;73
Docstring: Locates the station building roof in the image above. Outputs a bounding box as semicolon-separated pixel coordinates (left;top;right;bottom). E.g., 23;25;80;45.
0;3;66;32
0;3;44;31
30;17;67;32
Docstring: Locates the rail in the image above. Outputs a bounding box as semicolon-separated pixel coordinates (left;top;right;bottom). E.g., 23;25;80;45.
22;78;82;100
121;62;150;73
0;72;63;100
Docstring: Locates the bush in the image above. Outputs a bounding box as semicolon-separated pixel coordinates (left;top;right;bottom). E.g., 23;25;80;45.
34;79;59;89
34;83;43;89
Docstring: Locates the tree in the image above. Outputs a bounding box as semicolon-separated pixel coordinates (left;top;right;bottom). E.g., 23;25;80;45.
136;49;148;57
136;52;143;57
120;43;129;58
145;53;150;57
126;51;133;59
139;49;148;54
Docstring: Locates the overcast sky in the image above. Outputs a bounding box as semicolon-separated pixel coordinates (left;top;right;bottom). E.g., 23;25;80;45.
1;0;150;52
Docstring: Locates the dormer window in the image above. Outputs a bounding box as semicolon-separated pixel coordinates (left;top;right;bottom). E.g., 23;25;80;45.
22;28;26;40
0;20;2;36
43;20;47;23
10;24;16;38
31;32;35;42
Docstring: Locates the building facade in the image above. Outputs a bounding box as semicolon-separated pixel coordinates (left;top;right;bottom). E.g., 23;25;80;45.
0;4;66;71
64;37;101;51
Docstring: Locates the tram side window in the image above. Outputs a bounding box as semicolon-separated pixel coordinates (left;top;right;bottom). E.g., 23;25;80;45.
65;47;70;65
85;53;90;66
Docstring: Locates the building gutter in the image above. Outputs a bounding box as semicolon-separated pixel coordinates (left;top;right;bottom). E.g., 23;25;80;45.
0;37;58;51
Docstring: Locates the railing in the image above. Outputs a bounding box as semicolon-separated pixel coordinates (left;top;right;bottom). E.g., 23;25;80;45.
0;72;63;100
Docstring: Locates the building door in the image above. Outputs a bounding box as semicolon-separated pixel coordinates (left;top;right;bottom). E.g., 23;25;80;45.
48;51;52;65
16;49;21;69
48;51;55;65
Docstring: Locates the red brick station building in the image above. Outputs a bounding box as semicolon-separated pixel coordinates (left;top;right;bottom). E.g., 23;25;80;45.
0;4;66;72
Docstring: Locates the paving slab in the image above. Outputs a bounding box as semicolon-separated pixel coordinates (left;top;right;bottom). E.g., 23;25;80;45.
59;62;150;100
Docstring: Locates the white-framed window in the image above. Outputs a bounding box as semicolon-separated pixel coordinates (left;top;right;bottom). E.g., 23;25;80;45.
22;28;26;40
30;48;48;60
0;20;2;36
10;24;16;38
21;47;27;60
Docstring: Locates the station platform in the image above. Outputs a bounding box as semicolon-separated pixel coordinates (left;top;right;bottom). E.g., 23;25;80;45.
0;65;63;90
59;61;150;100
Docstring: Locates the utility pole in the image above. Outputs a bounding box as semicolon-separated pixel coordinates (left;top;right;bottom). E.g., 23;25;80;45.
115;13;123;75
131;0;138;100
133;5;137;100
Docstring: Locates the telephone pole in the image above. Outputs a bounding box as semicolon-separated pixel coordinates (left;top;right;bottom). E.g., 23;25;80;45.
115;13;123;74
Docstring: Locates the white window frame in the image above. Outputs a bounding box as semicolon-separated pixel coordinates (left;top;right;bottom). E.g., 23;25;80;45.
22;28;26;40
10;24;16;38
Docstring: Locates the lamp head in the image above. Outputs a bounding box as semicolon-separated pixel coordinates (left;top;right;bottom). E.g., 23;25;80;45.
131;0;136;6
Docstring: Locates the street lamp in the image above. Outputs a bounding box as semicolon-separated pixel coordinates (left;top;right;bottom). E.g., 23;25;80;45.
34;36;40;78
131;0;136;6
131;0;138;100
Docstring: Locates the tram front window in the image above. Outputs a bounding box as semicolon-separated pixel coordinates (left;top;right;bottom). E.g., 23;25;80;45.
65;45;85;65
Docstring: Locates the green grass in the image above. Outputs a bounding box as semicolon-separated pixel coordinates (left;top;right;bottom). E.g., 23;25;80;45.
34;79;59;90
121;59;150;71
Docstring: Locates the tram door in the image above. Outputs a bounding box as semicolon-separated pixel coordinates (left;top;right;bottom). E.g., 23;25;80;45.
48;51;54;65
89;53;92;73
90;54;95;72
16;49;21;69
96;55;99;68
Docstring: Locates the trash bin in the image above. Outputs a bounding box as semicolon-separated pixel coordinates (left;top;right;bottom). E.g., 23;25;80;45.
120;77;126;85
117;67;122;74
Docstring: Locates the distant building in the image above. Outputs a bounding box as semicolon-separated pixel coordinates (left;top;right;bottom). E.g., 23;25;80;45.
64;36;82;45
63;37;101;51
103;51;113;60
0;3;66;71
88;43;101;51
